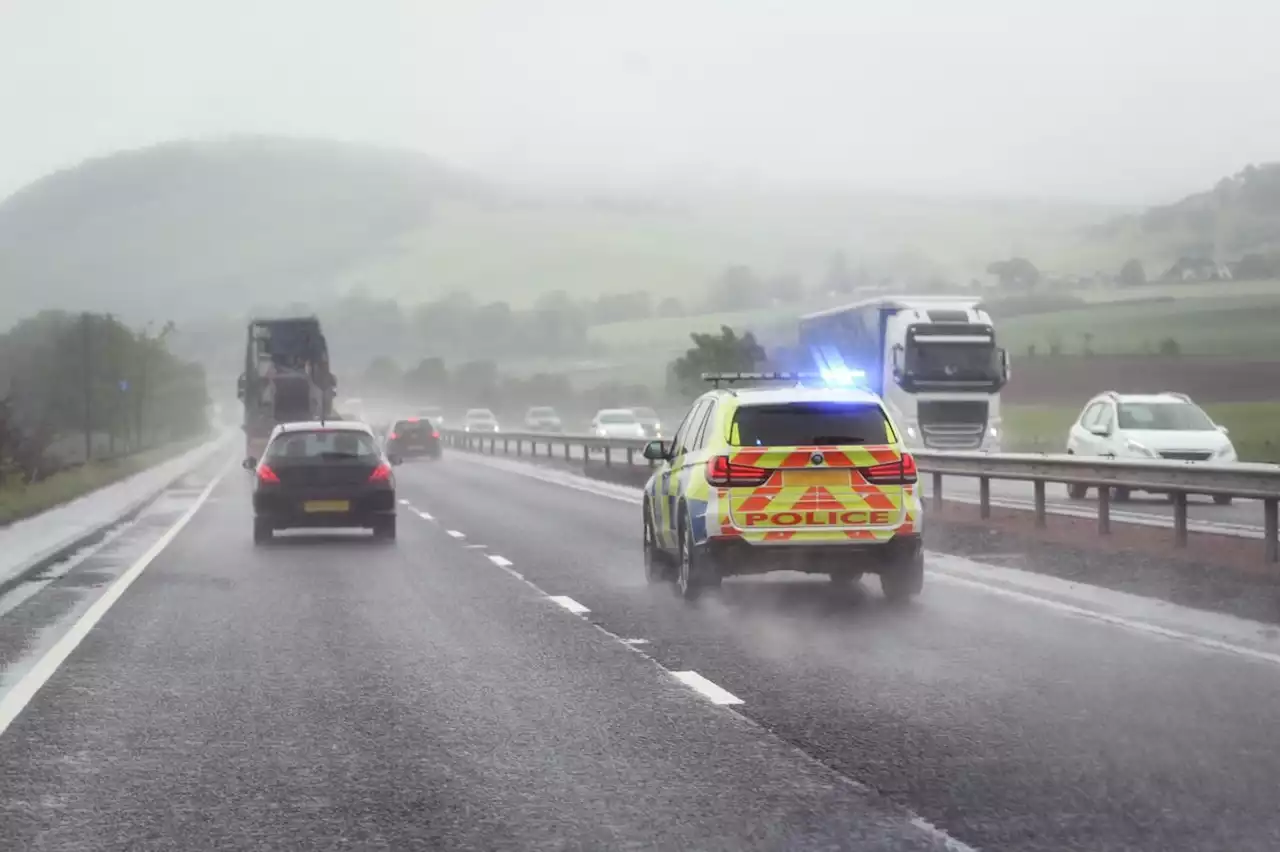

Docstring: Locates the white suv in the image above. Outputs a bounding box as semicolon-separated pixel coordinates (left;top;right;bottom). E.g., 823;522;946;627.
1065;391;1237;504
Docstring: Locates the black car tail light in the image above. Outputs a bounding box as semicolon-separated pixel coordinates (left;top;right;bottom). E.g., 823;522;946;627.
257;464;281;484
368;462;393;483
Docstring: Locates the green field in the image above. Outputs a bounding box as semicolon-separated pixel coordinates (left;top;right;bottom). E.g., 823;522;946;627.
1003;402;1280;462
559;284;1280;391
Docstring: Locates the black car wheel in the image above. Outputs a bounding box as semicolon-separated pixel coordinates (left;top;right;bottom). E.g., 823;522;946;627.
253;518;273;545
373;517;397;541
643;499;672;584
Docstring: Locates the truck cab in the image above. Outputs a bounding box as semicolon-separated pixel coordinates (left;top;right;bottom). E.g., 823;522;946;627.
799;297;1009;451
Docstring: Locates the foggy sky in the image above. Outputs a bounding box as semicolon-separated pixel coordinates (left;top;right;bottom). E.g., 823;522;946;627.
2;0;1278;204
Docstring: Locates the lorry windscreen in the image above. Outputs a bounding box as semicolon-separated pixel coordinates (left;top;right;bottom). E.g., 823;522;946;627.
905;341;1000;381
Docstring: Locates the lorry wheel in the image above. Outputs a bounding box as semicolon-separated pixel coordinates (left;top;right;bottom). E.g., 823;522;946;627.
253;518;273;545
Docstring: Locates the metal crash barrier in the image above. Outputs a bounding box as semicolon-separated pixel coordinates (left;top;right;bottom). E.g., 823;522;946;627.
439;429;1280;563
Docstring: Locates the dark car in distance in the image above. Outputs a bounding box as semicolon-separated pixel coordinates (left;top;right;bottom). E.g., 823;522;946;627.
246;421;400;544
384;417;442;460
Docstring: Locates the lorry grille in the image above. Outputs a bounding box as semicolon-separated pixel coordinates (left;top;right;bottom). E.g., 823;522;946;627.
917;400;988;450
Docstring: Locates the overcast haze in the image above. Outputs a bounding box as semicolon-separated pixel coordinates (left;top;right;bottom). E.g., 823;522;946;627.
2;0;1278;203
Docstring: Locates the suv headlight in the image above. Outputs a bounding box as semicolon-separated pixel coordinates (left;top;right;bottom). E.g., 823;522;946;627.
1124;439;1156;457
1214;444;1237;460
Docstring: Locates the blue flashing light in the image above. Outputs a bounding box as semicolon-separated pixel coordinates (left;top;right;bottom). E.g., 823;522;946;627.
819;366;867;387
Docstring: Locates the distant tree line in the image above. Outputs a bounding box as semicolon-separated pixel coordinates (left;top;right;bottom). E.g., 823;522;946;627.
0;311;210;480
347;325;771;420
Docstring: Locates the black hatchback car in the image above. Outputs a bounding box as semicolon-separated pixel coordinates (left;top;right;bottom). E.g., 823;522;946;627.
246;421;400;544
383;417;442;460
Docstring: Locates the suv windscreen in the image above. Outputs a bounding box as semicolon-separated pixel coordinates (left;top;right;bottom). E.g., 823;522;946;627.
528;408;557;418
467;411;495;420
600;412;637;424
266;430;379;462
630;407;658;421
731;403;893;446
1117;402;1215;431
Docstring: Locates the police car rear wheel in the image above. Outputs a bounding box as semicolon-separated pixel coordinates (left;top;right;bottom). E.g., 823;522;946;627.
677;512;708;600
880;551;923;603
643;502;672;584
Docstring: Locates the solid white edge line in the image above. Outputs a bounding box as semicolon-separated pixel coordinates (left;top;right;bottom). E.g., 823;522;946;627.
487;555;513;567
548;595;590;614
670;670;744;706
0;459;231;738
930;570;1280;668
446;530;465;538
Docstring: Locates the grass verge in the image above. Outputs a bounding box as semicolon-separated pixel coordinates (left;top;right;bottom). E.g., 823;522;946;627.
0;436;206;526
1003;402;1280;462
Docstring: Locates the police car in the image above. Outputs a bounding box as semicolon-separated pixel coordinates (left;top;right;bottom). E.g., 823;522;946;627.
641;372;923;601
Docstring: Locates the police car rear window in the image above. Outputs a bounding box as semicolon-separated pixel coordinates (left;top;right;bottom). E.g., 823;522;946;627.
730;403;893;446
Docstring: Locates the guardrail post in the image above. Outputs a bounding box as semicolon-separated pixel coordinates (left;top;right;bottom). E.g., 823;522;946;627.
516;439;522;457
564;442;570;461
582;443;590;473
1172;492;1188;548
626;448;634;465
604;447;612;468
489;437;496;454
1265;498;1278;564
1097;486;1111;535
547;441;553;458
1033;480;1046;529
931;472;943;512
979;477;990;520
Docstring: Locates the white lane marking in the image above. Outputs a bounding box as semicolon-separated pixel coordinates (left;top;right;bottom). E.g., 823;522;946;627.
459;450;1280;667
0;461;230;738
398;499;410;505
620;638;650;645
487;555;513;567
671;671;744;706
909;817;981;852
446;530;465;539
548;595;590;615
932;569;1280;669
463;544;487;549
416;510;434;521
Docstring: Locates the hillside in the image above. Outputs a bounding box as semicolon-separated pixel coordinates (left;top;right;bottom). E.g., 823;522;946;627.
0;136;1115;326
1079;163;1280;271
0;137;483;324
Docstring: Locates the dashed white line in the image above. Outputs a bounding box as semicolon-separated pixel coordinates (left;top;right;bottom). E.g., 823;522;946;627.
398;498;410;505
548;595;590;615
670;671;744;706
416;510;434;521
620;638;650;645
487;555;513;567
463;544;488;549
446;530;465;539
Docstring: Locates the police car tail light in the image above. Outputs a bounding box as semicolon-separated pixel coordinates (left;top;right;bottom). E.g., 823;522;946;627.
706;455;770;487
368;462;392;483
864;454;917;485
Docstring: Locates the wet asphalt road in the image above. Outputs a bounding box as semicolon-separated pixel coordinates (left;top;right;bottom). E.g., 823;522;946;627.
2;449;1280;851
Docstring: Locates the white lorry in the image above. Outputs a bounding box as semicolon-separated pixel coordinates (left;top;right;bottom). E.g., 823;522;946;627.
798;296;1010;451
